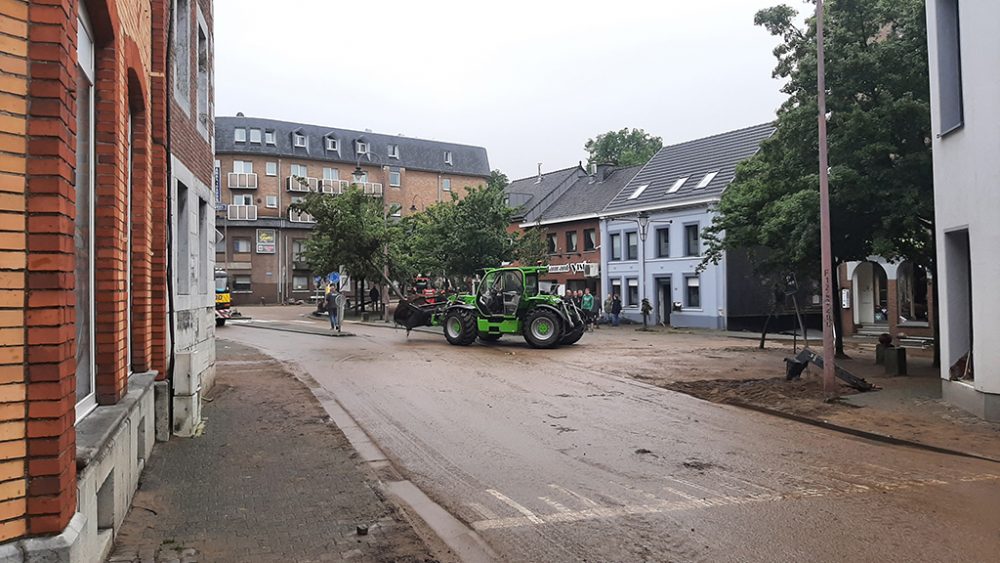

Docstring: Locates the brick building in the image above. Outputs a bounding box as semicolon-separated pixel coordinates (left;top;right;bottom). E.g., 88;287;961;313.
214;116;491;305
507;164;642;296
0;0;214;560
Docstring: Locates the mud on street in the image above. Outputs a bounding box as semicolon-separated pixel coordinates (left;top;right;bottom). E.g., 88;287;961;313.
214;306;1000;563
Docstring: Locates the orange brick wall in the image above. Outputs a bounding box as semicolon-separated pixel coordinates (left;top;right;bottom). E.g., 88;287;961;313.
0;0;28;543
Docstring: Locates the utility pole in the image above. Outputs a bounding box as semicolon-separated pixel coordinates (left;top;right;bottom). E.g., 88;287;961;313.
816;0;836;393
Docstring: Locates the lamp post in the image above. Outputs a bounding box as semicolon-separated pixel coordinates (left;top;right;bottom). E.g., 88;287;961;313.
816;0;836;393
351;163;391;322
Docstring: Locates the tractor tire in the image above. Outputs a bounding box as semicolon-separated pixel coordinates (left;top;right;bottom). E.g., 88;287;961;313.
443;308;477;346
560;323;585;345
478;333;502;342
216;317;226;327
523;308;563;349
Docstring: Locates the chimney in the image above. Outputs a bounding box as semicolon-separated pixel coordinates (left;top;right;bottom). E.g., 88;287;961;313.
536;162;543;184
594;163;613;182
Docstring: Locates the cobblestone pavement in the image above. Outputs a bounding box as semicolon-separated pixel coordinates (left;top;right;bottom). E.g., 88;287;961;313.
108;340;439;563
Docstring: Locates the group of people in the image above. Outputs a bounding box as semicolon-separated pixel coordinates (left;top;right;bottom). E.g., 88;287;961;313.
565;288;623;329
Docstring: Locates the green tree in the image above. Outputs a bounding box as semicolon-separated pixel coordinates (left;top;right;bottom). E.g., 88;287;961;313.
584;128;663;167
515;226;549;267
702;0;933;353
488;169;509;191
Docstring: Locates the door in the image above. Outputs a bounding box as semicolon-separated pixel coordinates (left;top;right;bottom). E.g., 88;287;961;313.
657;278;671;326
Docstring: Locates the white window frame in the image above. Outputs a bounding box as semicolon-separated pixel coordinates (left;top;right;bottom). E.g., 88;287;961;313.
265;195;278;208
326;137;339;151
444;150;453;165
233;274;252;293
233;238;252;253
249;128;262;144
388;144;400;158
234;128;246;143
323;167;339;181
233;160;252;173
233;194;253;205
685;275;702;309
696;171;719;189
265;161;277;176
627;183;649;200
441;178;451;192
76;3;97;421
292;275;309;291
667;177;689;194
265;130;276;145
389;170;401;187
291;163;308;177
356;140;370;155
293;132;307;147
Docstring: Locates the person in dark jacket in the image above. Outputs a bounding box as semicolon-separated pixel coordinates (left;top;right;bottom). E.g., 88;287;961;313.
326;286;344;331
611;294;623;326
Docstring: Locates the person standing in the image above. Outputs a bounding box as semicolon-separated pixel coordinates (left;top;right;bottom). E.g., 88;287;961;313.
611;293;623;327
369;285;381;314
581;288;595;331
326;285;343;332
603;293;614;325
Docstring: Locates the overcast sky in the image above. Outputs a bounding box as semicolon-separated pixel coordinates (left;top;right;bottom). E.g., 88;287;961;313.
215;0;803;180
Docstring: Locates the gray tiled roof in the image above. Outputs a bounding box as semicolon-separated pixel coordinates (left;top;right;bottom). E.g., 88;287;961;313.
602;123;776;215
533;164;643;222
215;116;491;178
503;165;584;222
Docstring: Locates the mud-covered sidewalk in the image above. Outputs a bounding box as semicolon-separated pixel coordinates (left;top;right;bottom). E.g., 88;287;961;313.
108;340;439;563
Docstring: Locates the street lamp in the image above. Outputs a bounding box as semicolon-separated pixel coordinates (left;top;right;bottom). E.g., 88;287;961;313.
350;152;391;322
615;211;669;325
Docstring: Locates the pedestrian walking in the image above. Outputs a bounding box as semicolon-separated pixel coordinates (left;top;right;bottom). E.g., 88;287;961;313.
603;294;613;325
326;285;344;332
611;294;622;327
581;288;595;331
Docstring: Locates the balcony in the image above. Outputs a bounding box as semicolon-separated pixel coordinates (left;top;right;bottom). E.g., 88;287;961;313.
320;179;349;195
359;182;383;196
287;175;318;193
227;172;257;189
288;208;316;223
227;204;257;221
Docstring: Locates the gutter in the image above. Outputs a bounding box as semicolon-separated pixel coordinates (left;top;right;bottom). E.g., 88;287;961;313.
599;196;721;219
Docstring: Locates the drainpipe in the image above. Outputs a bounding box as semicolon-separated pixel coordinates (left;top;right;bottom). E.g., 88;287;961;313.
164;0;176;434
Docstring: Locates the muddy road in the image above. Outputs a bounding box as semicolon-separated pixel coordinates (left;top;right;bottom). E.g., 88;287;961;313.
223;319;1000;562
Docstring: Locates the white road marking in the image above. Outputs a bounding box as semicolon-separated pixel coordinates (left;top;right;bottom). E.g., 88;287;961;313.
466;502;498;520
547;484;600;507
538;496;571;513
487;489;544;524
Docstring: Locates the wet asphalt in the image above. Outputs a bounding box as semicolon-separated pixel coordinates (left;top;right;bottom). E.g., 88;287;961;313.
223;321;1000;563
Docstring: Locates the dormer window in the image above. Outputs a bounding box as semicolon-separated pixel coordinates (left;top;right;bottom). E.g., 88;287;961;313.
326;137;339;151
234;128;246;142
356;140;370;155
387;144;400;159
293;132;307;147
444;151;453;165
265;130;276;145
249;128;261;144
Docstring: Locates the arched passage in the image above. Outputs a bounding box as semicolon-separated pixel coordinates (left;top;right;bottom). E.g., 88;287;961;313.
852;261;889;326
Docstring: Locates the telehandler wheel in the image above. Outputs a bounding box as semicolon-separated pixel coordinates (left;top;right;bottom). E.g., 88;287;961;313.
560;323;585;345
444;308;477;346
478;333;502;342
523;309;563;349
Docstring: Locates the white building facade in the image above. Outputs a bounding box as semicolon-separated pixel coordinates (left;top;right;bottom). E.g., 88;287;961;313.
926;0;1000;420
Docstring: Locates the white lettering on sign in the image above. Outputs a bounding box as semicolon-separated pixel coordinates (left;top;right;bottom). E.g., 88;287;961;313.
547;262;591;275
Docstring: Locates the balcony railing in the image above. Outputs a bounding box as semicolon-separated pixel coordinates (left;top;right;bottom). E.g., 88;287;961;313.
359;182;383;196
228;172;257;189
287;175;318;192
227;204;257;221
288;208;316;223
320;179;349;195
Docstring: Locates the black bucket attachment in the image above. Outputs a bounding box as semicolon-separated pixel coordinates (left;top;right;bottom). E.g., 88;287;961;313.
393;296;439;332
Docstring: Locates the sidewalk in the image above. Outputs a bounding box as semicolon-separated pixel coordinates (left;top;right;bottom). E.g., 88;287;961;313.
108;340;439;563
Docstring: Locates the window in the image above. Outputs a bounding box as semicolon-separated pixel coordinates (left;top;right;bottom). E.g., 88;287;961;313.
249;128;261;143
936;0;963;134
566;231;578;253
610;233;622;261
444;151;453;165
356;140;369;155
611;279;622;300
292;239;305;262
696;171;719;189
627;279;639;307
583;229;596;251
326;137;339;151
626;232;638;260
656;227;670;258
291;163;308;177
323;167;339;180
353;171;368;184
388;144;400;158
76;3;96;418
442;178;451;192
173;0;190;102
265;162;277;176
234;128;246;143
293;276;309;291
628;183;649;200
232;194;253;205
233;275;252;292
389;170;401;187
265;130;276;145
196;23;209;135
265;195;278;208
177;183;190;295
234;238;251;253
667;177;689;193
233;160;252;173
685;224;700;256
293;132;306;147
390;206;402;218
547;233;557;254
685;276;701;308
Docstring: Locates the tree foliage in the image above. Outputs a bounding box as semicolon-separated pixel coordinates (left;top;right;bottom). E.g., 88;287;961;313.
584;128;663;167
703;0;933;277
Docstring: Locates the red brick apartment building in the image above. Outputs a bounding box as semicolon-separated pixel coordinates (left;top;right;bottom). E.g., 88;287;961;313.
214;116;491;305
0;1;215;560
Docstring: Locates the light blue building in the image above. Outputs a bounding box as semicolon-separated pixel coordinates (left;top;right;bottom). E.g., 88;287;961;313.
599;124;775;328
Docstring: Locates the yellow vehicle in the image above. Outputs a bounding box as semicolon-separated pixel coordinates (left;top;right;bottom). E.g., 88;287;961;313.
215;270;232;327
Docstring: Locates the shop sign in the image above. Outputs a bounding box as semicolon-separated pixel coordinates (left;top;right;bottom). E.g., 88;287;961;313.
256;229;276;254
